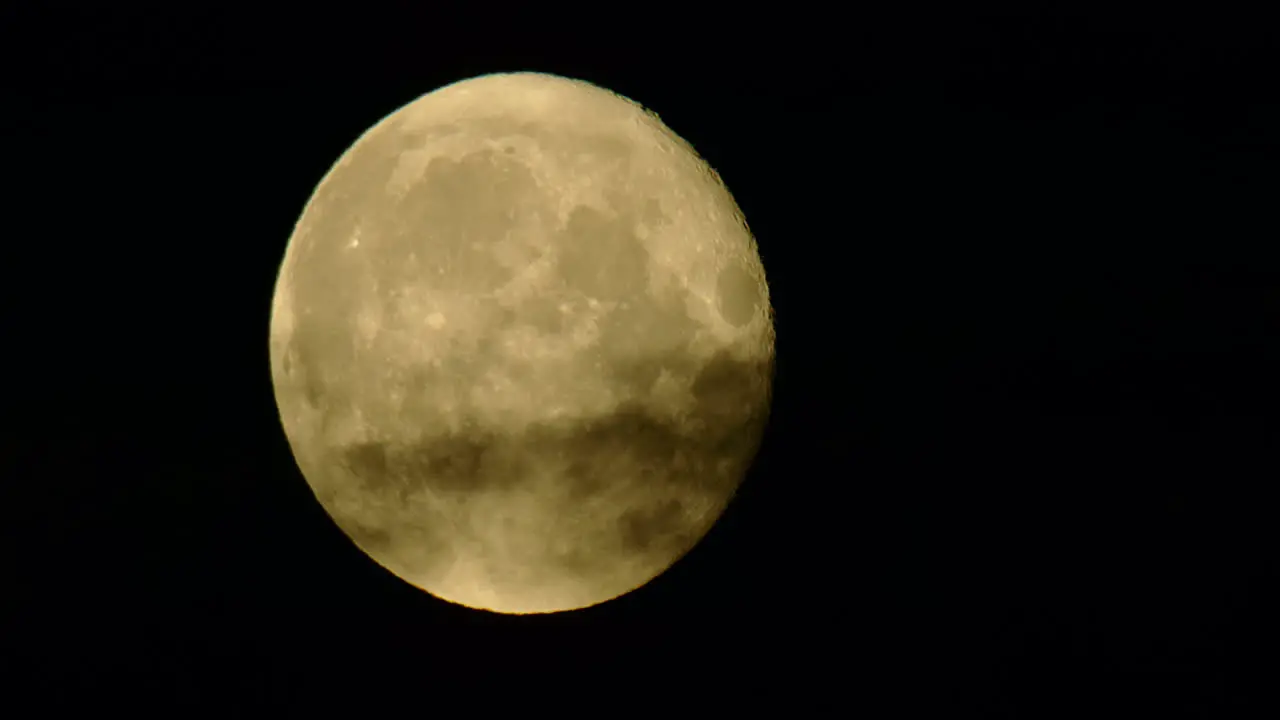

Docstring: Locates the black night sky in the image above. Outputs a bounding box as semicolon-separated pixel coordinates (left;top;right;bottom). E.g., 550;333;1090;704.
5;8;1277;714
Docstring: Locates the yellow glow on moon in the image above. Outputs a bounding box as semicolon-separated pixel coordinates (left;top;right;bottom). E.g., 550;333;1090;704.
269;72;774;614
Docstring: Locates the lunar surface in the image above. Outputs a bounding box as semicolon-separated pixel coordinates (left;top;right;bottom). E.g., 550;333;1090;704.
269;72;774;614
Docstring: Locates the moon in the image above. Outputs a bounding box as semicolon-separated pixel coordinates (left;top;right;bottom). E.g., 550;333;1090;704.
269;72;774;614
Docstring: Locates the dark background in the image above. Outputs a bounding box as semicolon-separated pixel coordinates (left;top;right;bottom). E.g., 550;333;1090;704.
4;7;1277;714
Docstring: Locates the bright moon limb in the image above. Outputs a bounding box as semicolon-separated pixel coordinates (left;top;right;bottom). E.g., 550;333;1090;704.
268;72;774;614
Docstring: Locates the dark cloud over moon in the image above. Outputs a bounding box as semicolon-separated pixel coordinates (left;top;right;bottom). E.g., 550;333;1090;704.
318;352;771;611
270;72;773;614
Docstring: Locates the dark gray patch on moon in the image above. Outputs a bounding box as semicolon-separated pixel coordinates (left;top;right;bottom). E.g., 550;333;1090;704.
601;281;699;356
691;348;770;423
564;403;686;494
563;456;609;501
618;497;689;555
283;264;363;407
574;134;633;164
336;425;528;501
716;262;762;327
278;320;366;442
371;148;547;294
639;197;669;230
605;358;666;401
284;341;326;410
557;205;650;301
400;431;493;492
318;352;772;583
514;195;688;400
592;269;701;398
342;519;393;556
341;441;390;488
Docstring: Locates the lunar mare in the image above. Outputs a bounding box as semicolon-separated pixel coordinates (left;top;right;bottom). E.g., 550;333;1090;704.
269;72;773;614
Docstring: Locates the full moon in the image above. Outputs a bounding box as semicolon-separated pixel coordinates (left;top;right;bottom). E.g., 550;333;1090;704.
269;72;774;614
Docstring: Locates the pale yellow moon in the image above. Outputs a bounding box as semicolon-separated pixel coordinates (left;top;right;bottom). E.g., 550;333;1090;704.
269;72;774;614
